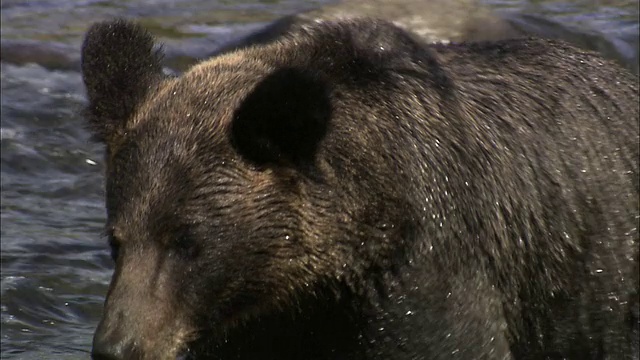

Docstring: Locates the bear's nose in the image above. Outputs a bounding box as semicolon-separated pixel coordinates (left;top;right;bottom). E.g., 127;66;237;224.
92;323;127;360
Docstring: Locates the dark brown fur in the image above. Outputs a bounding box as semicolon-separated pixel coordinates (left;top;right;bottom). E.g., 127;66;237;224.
82;18;639;360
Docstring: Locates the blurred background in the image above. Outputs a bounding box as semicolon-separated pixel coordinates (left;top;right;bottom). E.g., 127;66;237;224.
1;0;638;358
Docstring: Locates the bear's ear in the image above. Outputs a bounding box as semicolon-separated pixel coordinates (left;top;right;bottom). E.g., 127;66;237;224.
230;67;332;168
81;19;164;144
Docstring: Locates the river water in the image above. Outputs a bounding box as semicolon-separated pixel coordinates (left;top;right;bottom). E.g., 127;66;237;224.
1;0;638;358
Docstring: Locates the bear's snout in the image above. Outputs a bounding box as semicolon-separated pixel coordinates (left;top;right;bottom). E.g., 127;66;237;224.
91;248;196;360
92;322;191;360
91;320;127;360
92;316;192;360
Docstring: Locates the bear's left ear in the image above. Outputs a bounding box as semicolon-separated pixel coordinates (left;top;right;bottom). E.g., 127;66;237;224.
230;67;332;168
81;19;165;144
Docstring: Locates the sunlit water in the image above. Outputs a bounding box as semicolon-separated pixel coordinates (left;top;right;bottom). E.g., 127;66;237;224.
1;0;637;358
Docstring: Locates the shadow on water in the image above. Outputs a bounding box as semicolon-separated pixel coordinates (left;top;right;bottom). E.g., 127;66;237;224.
0;0;637;358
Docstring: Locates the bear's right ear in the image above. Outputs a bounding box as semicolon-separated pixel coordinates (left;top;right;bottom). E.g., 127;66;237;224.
81;19;164;144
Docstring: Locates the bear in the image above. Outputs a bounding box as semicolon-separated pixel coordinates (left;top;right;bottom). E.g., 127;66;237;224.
82;18;639;360
211;0;523;57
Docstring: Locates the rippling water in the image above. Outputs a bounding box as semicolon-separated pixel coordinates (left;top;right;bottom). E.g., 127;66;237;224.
1;0;638;358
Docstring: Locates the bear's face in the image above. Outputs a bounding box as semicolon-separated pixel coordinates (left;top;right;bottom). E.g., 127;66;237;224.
83;18;422;359
83;20;354;359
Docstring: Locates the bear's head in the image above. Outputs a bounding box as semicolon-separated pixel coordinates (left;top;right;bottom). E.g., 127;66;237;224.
83;19;414;360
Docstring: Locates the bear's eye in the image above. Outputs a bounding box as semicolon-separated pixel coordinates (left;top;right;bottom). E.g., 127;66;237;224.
108;235;121;262
173;226;200;259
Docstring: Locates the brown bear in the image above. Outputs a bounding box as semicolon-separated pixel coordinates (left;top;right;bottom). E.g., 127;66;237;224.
82;18;639;360
211;0;523;57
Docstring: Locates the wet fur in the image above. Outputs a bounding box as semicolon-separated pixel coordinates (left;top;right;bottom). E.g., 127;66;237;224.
83;18;639;360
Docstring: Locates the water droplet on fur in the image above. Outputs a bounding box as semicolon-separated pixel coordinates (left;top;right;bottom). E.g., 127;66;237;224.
405;310;413;316
378;327;385;332
596;269;603;273
285;235;290;240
